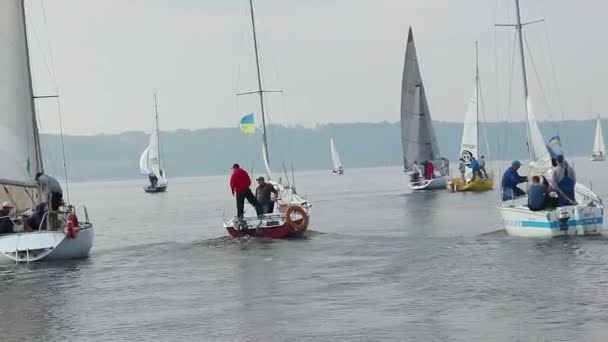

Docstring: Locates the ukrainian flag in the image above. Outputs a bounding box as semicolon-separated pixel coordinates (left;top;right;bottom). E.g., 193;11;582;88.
548;135;561;147
23;155;31;176
240;113;255;134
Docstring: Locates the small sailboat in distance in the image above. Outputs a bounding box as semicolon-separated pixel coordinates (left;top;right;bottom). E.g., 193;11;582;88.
400;27;449;190
140;94;167;193
590;116;606;161
330;138;344;175
447;42;493;192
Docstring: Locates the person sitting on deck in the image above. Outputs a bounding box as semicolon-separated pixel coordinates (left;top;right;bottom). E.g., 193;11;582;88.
148;173;158;188
230;163;263;219
0;202;16;234
528;176;548;211
255;177;278;214
552;155;577;207
501;160;527;201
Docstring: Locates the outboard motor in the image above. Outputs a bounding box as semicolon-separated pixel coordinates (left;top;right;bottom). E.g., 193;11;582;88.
558;209;571;232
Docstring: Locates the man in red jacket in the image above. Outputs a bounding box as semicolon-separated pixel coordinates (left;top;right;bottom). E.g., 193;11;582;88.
230;163;262;219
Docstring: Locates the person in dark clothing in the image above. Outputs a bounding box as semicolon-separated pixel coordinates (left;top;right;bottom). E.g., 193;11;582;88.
25;202;48;231
501;160;527;201
149;173;158;188
255;177;278;214
528;176;548;211
552;155;576;207
229;163;262;219
0;202;16;234
469;157;482;180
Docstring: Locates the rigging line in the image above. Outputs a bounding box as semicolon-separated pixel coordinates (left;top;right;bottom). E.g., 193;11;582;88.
55;99;70;203
523;35;554;134
503;30;518;160
40;0;59;89
539;2;565;122
478;75;492;161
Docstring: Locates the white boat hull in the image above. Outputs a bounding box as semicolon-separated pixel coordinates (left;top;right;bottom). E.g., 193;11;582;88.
409;176;449;191
590;155;605;161
0;224;94;264
498;205;603;238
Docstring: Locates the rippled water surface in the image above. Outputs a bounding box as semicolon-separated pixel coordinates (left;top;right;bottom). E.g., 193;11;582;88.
2;159;608;341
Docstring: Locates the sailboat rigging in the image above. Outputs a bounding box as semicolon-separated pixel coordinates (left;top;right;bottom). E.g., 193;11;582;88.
140;93;168;193
223;0;311;239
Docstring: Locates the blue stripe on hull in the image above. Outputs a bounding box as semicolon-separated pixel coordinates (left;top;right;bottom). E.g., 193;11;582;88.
504;217;603;229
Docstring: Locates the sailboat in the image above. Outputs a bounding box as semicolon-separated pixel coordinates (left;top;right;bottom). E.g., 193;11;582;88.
448;42;493;192
223;0;311;239
0;0;94;263
400;27;449;190
590;116;606;161
330;138;344;175
140;94;168;193
497;0;603;237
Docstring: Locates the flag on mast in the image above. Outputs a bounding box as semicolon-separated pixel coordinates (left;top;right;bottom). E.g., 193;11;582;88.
240;113;255;134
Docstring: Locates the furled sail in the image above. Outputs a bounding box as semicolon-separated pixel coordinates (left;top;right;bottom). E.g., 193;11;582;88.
400;27;441;171
525;98;552;177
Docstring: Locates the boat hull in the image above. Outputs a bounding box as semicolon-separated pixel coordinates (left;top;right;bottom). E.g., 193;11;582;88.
224;214;308;239
332;170;344;175
409;176;449;191
0;223;94;264
144;185;167;193
498;205;603;238
590;155;605;161
447;177;494;192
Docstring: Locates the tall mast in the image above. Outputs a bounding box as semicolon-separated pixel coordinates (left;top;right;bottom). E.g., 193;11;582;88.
515;0;530;100
475;41;480;151
20;0;44;174
248;0;270;167
154;93;162;170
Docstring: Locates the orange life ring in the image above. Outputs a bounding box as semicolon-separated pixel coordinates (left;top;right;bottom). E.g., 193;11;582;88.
284;205;309;232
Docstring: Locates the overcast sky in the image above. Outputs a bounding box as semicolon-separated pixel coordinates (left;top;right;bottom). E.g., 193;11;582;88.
24;0;608;134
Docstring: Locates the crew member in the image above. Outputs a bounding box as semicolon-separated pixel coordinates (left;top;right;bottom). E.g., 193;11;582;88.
255;177;278;214
501;160;527;201
229;163;262;219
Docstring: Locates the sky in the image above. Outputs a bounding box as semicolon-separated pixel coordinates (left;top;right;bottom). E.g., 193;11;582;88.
23;0;608;134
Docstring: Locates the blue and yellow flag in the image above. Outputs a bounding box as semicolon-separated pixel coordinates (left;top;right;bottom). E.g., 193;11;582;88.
548;135;561;147
240;113;255;134
23;155;31;176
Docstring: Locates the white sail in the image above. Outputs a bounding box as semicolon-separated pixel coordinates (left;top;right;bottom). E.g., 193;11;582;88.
262;143;273;180
0;0;41;188
460;82;478;164
400;27;441;171
525;98;552;177
139;146;150;175
330;138;343;171
592;117;606;156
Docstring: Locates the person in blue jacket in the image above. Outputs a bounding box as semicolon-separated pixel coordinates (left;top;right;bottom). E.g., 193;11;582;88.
501;160;528;201
469;157;482;180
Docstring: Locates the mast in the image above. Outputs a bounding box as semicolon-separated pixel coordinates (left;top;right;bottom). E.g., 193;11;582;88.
248;0;270;168
20;0;44;174
475;41;480;152
154;93;161;170
515;0;530;99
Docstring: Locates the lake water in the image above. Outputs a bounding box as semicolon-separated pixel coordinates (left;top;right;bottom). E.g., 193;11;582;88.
2;158;608;341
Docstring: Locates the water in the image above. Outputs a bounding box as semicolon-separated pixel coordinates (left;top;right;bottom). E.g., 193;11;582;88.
2;158;608;341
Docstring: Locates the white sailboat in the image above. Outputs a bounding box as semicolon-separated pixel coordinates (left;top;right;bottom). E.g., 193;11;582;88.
223;0;311;239
590;116;606;161
448;42;493;192
330;138;344;175
401;27;449;190
497;0;603;237
140;94;167;193
0;0;94;263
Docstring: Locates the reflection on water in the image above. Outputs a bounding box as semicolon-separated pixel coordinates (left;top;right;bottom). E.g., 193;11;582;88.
1;162;608;341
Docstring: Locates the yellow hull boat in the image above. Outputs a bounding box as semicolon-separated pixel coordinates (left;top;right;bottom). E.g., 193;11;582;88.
447;177;494;192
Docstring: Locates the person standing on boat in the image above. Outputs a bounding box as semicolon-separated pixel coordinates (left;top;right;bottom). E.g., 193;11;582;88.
148;173;158;188
230;163;262;219
412;161;422;182
469;157;481;180
35;172;63;211
255;177;278;214
501;160;527;201
551;155;576;206
458;158;466;181
425;160;435;180
479;156;487;178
